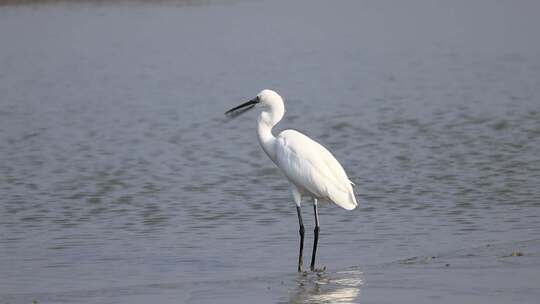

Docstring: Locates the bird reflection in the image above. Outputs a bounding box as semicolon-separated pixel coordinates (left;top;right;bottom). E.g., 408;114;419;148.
289;270;364;304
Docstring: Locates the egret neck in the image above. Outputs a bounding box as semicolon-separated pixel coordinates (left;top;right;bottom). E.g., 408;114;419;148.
256;99;284;164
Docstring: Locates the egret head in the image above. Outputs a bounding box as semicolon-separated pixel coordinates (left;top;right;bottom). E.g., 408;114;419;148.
257;89;283;110
225;89;284;119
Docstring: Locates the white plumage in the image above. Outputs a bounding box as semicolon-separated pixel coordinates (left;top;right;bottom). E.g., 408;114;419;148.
275;129;357;210
225;89;357;272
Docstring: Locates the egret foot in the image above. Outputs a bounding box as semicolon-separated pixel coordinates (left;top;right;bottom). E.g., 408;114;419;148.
311;266;326;273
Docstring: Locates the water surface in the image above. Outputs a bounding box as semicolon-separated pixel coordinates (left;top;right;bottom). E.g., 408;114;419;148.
1;0;540;303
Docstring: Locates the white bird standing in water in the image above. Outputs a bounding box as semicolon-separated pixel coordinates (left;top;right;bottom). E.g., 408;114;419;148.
225;89;357;272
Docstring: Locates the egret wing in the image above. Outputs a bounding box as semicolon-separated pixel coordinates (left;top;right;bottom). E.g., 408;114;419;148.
275;130;357;210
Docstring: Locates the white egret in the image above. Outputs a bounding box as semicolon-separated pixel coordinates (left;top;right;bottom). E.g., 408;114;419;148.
225;89;357;272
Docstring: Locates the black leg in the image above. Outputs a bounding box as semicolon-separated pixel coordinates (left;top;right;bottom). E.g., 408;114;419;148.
296;206;305;272
310;200;320;271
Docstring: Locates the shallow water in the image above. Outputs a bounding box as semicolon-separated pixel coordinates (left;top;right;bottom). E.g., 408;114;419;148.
1;0;540;303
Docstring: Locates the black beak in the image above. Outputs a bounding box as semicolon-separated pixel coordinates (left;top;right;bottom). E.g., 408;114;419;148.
225;97;259;118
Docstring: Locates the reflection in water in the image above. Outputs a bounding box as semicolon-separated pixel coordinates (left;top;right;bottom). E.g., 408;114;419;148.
290;270;364;304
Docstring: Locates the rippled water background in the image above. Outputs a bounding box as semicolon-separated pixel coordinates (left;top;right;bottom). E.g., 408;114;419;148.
1;0;540;303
